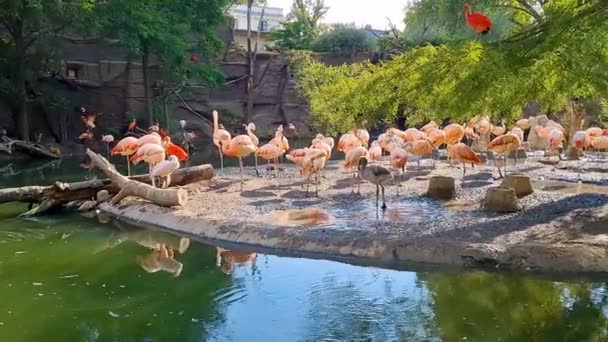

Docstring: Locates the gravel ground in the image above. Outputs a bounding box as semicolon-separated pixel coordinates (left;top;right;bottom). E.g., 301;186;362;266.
100;155;608;273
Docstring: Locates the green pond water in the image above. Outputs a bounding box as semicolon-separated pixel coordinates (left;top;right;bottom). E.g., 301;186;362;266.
1;156;608;341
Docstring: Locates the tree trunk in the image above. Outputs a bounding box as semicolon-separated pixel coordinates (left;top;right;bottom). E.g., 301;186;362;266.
245;0;254;123
142;43;153;126
14;18;29;141
123;56;132;117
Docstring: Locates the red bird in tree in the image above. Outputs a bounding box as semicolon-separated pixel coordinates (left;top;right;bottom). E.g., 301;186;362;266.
190;55;199;62
463;4;492;35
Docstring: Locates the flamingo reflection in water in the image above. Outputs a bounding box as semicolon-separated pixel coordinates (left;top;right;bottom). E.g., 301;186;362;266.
216;247;257;275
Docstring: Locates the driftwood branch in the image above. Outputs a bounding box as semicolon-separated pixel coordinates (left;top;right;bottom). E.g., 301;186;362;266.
0;136;60;159
1;158;214;215
86;149;187;207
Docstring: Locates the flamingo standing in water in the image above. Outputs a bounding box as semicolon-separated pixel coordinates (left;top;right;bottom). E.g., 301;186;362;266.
150;155;180;188
389;144;408;193
244;123;260;175
221;135;256;191
404;140;436;168
213;110;231;171
256;142;283;177
358;157;392;210
487;133;521;177
111;136;138;176
447;143;482;178
342;146;368;177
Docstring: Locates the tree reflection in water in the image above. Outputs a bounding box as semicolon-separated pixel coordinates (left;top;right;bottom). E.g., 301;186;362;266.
422;271;608;341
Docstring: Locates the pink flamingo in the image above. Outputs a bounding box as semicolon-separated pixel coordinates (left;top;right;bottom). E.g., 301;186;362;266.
131;143;166;173
301;148;328;196
355;129;370;147
447;143;482;178
571;131;590;155
101;134;115;157
137;132;162;147
150;155;180;188
487;133;522;177
367;141;382;161
389;144;408;194
338;132;362;154
256;142;283;177
547;128;565;160
213;110;231;171
420;121;439;134
342;146;368;177
244;123;260;175
221;135;256;191
111;136;139;176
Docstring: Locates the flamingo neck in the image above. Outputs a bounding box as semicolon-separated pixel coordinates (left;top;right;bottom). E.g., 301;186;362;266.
463;5;472;18
212;111;219;132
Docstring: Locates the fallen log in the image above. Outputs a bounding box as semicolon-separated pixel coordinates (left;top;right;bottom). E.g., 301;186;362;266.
0;136;61;159
84;149;188;207
0;156;214;216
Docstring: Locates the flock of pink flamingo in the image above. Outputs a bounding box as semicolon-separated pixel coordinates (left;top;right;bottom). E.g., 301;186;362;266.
79;112;191;189
84;107;608;210
209;111;608;209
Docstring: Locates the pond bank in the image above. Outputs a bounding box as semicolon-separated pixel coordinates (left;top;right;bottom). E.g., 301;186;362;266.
99;159;608;274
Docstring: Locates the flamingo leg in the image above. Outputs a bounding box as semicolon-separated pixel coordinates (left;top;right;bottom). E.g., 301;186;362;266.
218;148;224;171
381;185;387;210
254;155;260;177
238;157;244;191
166;174;171;188
106;144;110;158
150;174;156;188
305;175;310;197
375;184;379;208
462;162;467;179
125;155;131;176
504;153;508;176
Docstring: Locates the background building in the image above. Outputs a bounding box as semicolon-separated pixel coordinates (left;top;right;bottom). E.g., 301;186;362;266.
228;5;285;51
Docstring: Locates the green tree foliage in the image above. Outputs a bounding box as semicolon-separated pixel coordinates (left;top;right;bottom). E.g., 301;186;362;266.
0;0;94;140
311;24;375;55
292;0;608;133
92;0;229;124
269;0;328;50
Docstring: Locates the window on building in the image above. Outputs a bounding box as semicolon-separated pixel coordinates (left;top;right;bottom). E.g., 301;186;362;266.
233;19;239;29
66;65;79;79
260;20;268;32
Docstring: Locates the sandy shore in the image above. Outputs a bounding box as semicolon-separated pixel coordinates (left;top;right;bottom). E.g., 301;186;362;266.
99;156;608;273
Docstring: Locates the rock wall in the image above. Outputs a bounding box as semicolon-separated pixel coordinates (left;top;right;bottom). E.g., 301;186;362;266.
0;33;374;144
